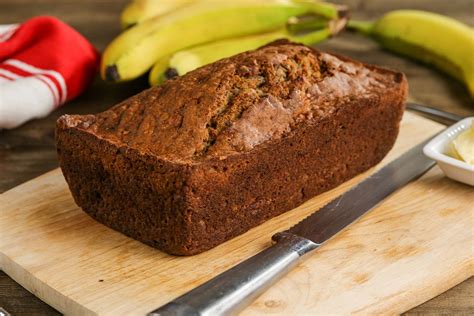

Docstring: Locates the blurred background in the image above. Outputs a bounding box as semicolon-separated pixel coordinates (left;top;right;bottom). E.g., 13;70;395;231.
0;0;473;314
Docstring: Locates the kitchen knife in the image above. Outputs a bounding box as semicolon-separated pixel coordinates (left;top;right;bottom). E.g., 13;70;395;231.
149;116;453;316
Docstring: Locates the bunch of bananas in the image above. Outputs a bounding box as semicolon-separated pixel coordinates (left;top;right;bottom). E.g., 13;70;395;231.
102;0;349;85
102;0;474;97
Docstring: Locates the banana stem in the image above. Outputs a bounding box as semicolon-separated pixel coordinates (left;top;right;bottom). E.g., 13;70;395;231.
347;20;375;35
288;11;349;43
287;16;328;34
289;28;332;45
301;1;347;20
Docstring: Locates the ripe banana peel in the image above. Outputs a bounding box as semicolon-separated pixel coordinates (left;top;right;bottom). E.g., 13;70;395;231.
120;0;194;29
349;10;474;97
149;16;348;86
102;0;344;82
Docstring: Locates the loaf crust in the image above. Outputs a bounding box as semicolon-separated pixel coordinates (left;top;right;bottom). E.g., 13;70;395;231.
56;41;407;255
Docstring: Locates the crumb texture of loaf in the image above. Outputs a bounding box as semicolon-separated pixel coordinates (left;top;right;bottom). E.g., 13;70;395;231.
56;41;407;255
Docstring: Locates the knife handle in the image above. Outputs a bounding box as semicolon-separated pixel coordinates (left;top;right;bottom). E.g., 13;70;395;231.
148;232;319;316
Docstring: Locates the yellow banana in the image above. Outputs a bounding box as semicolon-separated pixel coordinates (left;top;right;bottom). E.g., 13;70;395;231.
102;0;343;82
149;15;348;85
120;0;194;29
348;10;474;97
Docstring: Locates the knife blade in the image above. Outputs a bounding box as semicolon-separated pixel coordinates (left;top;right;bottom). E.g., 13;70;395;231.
149;135;441;316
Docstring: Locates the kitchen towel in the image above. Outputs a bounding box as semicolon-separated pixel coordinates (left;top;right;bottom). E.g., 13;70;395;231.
0;16;99;129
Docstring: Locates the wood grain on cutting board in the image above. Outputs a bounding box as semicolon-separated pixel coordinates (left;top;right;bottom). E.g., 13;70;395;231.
0;112;472;315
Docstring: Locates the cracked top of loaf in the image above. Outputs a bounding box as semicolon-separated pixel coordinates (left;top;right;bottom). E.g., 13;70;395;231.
58;41;405;163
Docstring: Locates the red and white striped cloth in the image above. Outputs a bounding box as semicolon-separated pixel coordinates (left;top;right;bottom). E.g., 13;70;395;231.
0;16;99;129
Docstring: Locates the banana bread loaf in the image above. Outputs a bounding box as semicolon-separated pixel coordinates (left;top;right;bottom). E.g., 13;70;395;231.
56;41;407;255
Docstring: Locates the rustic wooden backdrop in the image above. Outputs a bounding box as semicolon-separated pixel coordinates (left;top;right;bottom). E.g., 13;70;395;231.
0;0;472;314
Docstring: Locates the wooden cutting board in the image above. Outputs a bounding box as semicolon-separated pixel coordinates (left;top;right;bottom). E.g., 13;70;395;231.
0;112;472;315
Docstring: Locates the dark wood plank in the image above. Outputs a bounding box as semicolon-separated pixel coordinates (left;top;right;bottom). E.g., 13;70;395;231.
405;277;474;315
0;0;472;315
0;272;61;315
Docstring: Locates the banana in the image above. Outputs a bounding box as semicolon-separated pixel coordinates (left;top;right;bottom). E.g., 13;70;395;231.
120;0;194;29
102;0;344;82
348;10;474;97
149;16;348;85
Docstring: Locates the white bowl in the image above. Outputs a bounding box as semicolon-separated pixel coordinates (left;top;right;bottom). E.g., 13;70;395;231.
423;117;474;186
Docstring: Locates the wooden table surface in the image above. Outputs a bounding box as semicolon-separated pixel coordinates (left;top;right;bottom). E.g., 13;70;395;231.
0;0;472;314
